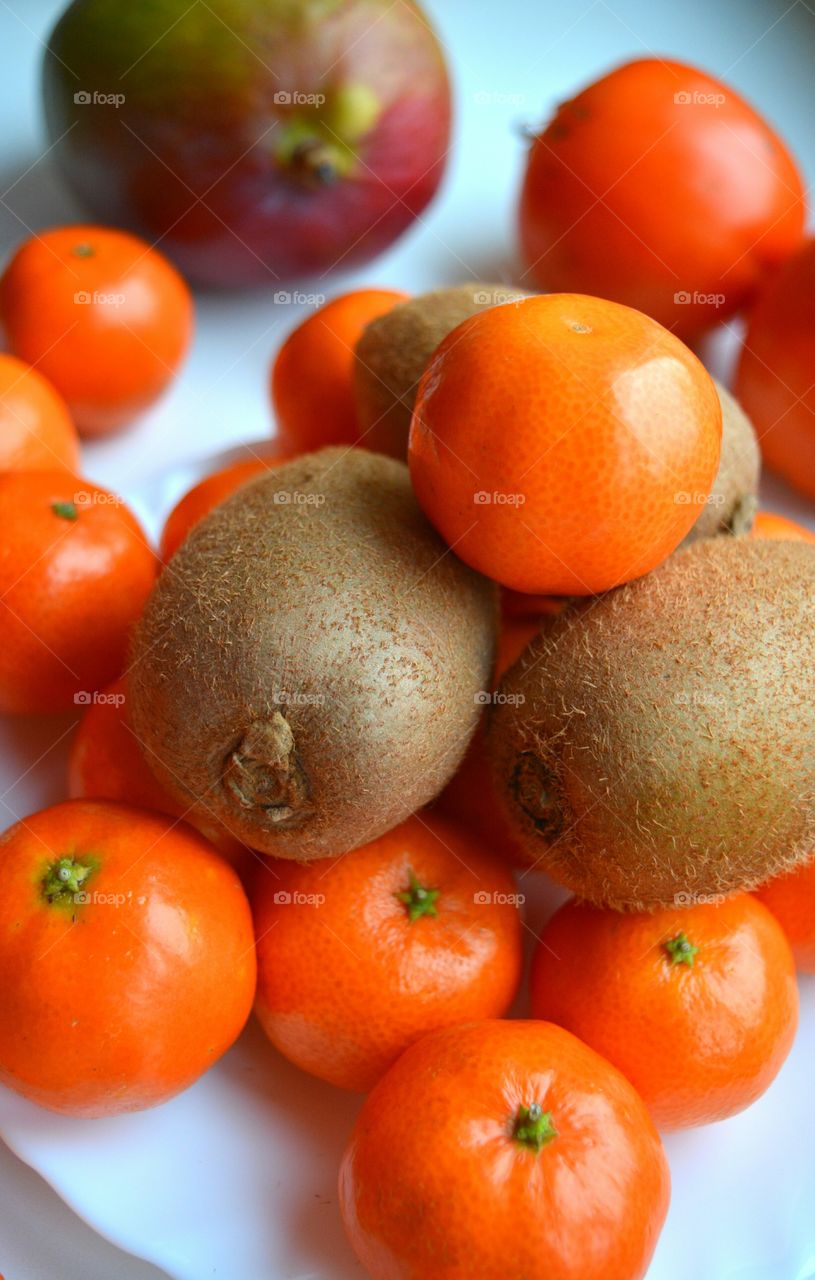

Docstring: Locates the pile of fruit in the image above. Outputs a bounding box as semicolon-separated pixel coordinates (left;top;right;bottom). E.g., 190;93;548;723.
1;6;814;1276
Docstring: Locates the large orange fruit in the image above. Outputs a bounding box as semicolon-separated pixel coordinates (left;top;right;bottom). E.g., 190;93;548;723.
530;895;798;1129
0;800;256;1116
408;293;722;594
340;1019;670;1280
252;813;522;1091
519;58;806;337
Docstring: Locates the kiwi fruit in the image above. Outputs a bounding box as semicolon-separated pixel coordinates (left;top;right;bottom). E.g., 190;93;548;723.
354;283;530;456
682;380;759;543
129;448;498;860
488;538;815;911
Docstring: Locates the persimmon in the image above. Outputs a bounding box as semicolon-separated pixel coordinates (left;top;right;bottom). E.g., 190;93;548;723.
0;471;157;714
408;293;722;594
0;800;256;1116
520;58;805;336
530;895;798;1129
252;813;522;1091
0;353;79;472
340;1019;670;1280
0;225;193;436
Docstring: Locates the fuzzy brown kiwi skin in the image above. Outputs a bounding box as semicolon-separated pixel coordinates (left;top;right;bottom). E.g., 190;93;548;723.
681;380;760;544
129;448;499;861
488;538;815;911
354;283;531;457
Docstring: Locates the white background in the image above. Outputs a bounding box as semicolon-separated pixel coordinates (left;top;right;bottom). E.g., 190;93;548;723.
1;0;815;1276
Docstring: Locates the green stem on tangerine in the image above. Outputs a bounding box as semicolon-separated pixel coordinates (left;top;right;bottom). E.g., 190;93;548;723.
42;856;95;907
72;243;95;258
396;870;440;923
663;931;699;968
513;1103;558;1153
51;501;78;521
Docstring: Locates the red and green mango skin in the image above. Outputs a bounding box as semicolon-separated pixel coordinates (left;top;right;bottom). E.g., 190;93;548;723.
42;0;451;286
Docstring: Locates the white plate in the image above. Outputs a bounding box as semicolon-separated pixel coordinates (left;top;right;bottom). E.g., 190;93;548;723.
0;450;814;1280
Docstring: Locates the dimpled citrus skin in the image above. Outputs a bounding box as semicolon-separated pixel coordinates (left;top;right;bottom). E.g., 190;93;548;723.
339;1019;670;1280
252;813;523;1091
519;58;806;338
756;857;815;973
0;800;256;1117
0;470;157;714
408;293;722;595
530;896;798;1131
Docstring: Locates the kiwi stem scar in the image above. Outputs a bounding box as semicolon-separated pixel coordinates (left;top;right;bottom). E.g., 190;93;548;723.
222;712;312;825
511;753;564;839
